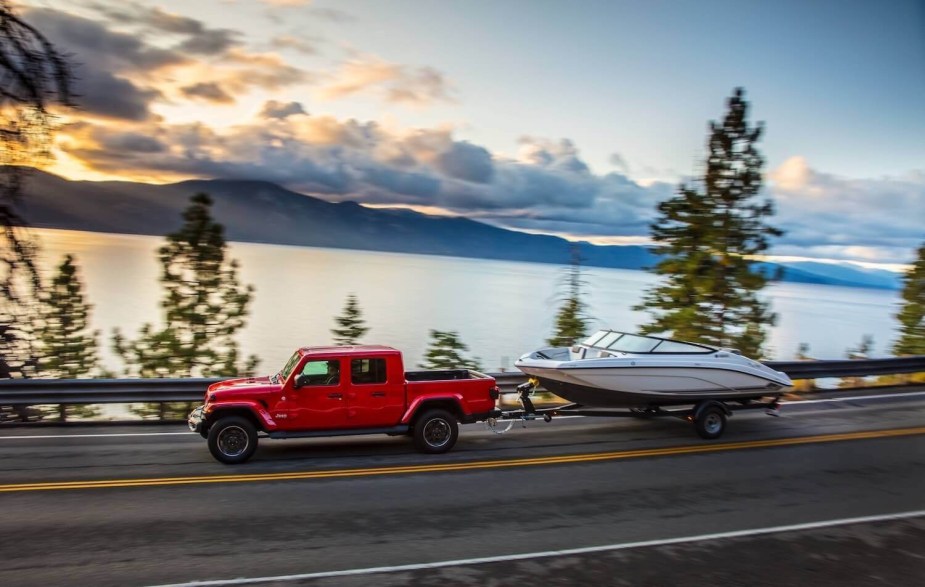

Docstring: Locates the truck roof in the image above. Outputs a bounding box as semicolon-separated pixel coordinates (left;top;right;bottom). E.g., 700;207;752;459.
298;345;400;357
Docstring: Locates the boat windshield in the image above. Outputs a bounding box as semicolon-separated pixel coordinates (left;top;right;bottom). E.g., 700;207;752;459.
580;330;716;354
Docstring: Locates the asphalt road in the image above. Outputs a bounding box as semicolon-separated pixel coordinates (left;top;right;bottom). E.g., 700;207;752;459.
1;394;923;586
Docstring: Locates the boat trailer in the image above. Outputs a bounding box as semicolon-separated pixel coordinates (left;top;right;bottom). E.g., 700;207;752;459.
486;379;782;439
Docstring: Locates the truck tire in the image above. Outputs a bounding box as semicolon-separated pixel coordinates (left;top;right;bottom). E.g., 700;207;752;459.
412;409;459;454
207;416;258;464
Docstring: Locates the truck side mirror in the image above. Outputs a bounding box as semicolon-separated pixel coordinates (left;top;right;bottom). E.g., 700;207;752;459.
293;374;309;389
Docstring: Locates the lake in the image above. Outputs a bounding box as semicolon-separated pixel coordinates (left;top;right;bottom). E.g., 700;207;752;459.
29;228;902;374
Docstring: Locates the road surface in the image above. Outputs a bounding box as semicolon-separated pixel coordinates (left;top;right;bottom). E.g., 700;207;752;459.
1;393;923;586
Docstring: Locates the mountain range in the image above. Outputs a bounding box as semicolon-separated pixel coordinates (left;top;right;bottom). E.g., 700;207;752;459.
17;169;902;290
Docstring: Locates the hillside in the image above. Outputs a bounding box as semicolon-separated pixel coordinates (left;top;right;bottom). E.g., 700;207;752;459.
16;169;900;289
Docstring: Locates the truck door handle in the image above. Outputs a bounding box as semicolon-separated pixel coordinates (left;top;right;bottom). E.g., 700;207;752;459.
328;393;343;400
371;392;386;397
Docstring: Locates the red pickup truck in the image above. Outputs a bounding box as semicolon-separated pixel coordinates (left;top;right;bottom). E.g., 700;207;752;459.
188;345;500;463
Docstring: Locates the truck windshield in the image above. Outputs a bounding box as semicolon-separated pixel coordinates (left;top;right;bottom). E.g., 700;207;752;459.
278;351;301;382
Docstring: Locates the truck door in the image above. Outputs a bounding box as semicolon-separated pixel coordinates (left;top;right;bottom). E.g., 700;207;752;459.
276;358;348;430
346;357;405;427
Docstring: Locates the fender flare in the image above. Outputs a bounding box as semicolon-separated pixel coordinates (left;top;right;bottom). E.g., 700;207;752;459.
401;394;466;425
205;401;277;431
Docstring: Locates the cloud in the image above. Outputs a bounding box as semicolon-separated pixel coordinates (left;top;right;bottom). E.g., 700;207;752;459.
60;111;672;242
181;82;235;104
27;7;187;73
318;54;454;106
259;100;308;119
260;0;313;6
87;2;243;55
43;4;307;111
309;7;358;23
75;70;162;121
609;152;629;173
385;67;454;105
178;29;242;56
435;142;494;184
270;35;320;55
518;137;590;175
768;156;925;264
221;49;311;89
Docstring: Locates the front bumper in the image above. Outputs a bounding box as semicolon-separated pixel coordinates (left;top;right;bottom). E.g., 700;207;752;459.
188;405;205;434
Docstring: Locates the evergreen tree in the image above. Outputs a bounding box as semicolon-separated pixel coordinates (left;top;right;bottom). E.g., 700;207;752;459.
635;88;783;357
792;342;815;392
35;255;102;377
0;2;73;379
331;294;369;345
841;334;874;388
34;255;103;419
846;334;874;359
420;330;481;371
113;193;259;379
893;242;925;356
547;247;589;347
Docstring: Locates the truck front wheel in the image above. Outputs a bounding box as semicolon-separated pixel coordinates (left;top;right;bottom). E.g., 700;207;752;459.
207;416;258;464
413;409;459;454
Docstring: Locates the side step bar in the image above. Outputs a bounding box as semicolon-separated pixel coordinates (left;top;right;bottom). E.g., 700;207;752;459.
268;425;410;439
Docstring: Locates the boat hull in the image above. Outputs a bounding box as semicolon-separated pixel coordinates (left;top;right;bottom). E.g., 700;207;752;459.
518;363;788;408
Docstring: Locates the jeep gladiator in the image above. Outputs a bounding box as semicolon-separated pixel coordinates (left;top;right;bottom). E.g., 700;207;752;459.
188;345;500;463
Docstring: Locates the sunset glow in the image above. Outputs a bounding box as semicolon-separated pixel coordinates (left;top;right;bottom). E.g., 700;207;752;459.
22;0;925;269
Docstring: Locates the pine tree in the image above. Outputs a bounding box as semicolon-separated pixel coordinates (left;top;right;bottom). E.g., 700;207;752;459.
846;334;874;359
35;255;102;377
113;193;259;379
331;294;369;345
841;334;874;388
34;255;102;419
893;243;925;356
547;247;589;347
635;88;783;357
419;330;481;371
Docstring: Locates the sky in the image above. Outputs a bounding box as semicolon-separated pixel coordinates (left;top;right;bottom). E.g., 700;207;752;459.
20;0;925;269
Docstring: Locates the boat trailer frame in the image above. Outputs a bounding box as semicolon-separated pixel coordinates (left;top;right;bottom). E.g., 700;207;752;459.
487;380;783;439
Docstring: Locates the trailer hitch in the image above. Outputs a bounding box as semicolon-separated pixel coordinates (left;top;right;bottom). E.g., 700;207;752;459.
485;378;543;434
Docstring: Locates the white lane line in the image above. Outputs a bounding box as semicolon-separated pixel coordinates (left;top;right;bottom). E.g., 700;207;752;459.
149;509;925;587
791;390;925;405
0;432;191;440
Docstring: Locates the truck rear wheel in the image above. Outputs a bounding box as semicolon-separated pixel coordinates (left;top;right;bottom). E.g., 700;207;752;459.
413;409;458;454
208;416;258;464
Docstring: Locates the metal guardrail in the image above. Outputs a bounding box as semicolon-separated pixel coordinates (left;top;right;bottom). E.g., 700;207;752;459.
0;356;923;406
0;378;217;405
765;357;925;378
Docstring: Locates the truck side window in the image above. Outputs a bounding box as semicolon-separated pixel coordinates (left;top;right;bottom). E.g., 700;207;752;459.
300;360;340;386
351;358;387;385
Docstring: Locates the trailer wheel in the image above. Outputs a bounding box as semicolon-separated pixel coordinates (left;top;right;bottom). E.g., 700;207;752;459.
208;416;258;464
413;409;458;453
694;406;726;440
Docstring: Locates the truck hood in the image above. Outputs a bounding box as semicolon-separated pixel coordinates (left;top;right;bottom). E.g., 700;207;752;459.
207;376;281;400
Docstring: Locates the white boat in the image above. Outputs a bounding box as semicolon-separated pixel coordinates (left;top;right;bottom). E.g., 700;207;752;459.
515;330;792;408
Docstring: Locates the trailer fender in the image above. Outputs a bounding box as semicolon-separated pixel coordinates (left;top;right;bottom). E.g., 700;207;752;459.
692;399;731;420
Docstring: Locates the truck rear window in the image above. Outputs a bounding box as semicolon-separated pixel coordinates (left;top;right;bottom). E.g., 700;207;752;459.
351;358;387;384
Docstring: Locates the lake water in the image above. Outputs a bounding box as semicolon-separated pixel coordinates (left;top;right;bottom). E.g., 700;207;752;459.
29;228;903;374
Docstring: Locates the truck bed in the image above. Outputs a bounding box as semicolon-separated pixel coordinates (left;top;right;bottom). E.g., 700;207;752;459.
405;369;475;382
